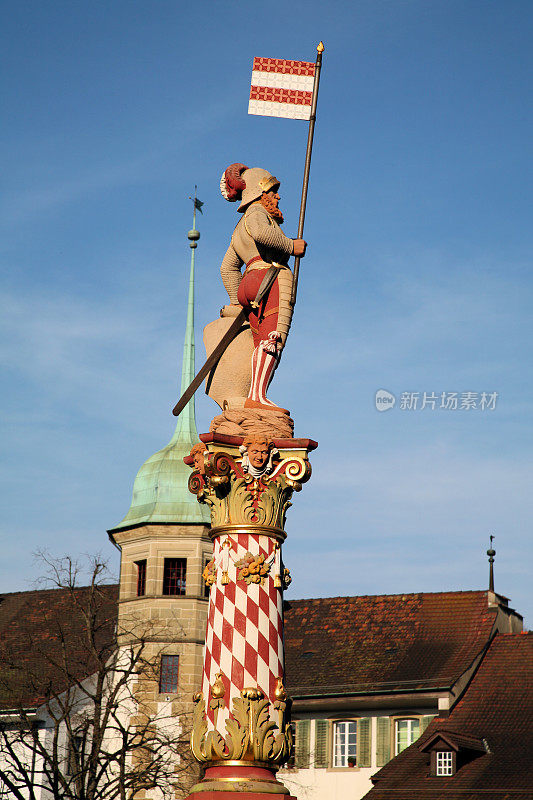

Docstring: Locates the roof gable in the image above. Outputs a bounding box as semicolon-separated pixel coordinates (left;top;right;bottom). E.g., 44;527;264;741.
420;731;486;753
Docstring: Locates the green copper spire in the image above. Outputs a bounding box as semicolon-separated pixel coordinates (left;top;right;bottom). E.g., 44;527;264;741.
110;190;209;530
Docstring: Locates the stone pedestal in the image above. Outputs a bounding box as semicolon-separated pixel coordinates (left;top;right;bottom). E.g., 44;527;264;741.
184;433;316;798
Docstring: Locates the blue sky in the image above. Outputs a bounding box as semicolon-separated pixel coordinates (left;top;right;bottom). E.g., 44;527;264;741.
2;1;532;625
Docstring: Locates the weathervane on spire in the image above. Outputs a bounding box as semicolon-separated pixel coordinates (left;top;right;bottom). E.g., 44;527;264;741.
109;185;209;531
187;185;203;250
176;187;204;440
487;535;496;592
189;185;203;222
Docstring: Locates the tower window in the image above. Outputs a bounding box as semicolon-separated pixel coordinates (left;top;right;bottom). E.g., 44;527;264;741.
159;655;179;693
135;560;146;596
162;558;187;596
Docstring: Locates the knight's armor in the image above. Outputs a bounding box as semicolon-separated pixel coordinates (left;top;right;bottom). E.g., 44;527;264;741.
220;164;296;413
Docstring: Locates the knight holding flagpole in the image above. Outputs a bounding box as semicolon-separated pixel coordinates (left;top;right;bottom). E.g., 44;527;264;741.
219;163;307;414
173;44;323;435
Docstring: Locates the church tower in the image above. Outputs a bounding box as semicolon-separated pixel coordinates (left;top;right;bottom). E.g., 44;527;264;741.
108;198;211;728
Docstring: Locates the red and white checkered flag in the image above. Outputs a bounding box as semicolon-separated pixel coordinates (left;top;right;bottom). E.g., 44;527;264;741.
248;57;316;120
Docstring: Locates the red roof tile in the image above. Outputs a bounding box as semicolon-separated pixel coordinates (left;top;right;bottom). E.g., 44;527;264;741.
0;585;118;710
0;588;506;710
284;591;497;695
365;632;533;798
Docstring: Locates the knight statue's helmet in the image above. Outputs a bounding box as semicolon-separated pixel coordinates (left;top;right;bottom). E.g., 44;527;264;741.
220;163;280;212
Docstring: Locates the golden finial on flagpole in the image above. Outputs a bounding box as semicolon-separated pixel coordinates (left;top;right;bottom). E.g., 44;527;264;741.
317;41;325;53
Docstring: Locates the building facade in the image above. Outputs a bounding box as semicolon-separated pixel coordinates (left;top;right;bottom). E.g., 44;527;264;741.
0;584;526;799
279;589;523;799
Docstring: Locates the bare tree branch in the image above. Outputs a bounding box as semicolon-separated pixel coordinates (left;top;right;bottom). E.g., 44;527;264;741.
0;553;196;800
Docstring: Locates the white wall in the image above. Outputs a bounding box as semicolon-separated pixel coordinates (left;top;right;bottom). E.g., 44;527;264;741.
279;711;436;800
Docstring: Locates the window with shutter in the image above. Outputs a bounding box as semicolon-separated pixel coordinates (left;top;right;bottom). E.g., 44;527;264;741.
395;718;420;755
294;720;310;768
376;717;391;766
358;718;371;767
314;719;329;768
421;714;435;734
333;721;357;767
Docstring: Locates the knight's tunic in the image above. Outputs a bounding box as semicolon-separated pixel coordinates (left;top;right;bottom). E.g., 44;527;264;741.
220;203;294;346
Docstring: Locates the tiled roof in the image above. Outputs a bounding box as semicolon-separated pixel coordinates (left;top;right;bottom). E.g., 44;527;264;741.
283;591;497;695
365;632;533;799
0;588;500;709
0;585;118;710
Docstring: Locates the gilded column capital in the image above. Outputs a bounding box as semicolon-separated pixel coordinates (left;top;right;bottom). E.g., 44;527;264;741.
187;435;315;532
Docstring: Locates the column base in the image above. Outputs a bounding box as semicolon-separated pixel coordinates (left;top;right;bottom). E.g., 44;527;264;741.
185;763;295;797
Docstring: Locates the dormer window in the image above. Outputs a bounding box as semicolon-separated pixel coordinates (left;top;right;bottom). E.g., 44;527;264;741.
420;731;486;777
436;750;455;776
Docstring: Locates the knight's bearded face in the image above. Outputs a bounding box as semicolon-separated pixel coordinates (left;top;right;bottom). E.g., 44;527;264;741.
260;190;284;223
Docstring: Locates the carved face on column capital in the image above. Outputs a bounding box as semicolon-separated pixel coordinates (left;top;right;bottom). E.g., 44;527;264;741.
241;435;276;476
190;443;206;474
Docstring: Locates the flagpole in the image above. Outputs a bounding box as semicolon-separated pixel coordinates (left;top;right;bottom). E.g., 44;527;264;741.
290;40;324;307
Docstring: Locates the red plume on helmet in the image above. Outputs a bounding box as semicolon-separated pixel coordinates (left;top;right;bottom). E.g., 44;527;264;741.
220;163;248;202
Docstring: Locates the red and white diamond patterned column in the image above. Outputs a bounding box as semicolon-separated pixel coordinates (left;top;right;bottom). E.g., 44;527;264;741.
185;433;316;799
202;530;285;732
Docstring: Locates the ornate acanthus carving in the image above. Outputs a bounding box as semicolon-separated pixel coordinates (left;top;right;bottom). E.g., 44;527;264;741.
188;449;311;531
201;536;291;592
191;682;293;766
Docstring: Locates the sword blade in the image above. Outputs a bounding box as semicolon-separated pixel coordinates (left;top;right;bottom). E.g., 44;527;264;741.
171;264;280;418
172;309;246;416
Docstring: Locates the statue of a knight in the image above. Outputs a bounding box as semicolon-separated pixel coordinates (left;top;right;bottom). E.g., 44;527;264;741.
219;163;307;414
